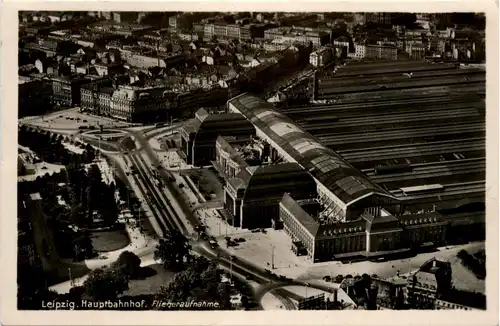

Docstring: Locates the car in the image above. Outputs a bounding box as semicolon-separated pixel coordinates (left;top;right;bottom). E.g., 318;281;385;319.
123;152;128;155
250;229;260;233
83;119;87;123
41;166;47;170
59;115;63;118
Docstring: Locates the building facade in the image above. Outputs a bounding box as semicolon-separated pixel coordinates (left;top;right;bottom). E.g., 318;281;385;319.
51;76;91;107
18;76;53;118
309;47;334;67
365;45;398;60
80;78;115;115
109;85;170;121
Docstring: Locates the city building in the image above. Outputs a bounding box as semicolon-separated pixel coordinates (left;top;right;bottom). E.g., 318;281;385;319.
109;85;170;121
334;36;350;52
18;76;53;118
169;15;181;32
93;61;125;77
264;27;330;47
119;49;185;70
309;47;334;67
365;44;398;60
112;12;138;24
226;24;241;40
404;257;487;311
51;75;91;107
407;43;427;60
350;43;366;59
364;13;393;25
80;78;115;116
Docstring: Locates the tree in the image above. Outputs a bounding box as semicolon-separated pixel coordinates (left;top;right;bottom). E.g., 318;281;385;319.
113;251;142;279
83;267;129;300
154;230;191;271
154;257;241;310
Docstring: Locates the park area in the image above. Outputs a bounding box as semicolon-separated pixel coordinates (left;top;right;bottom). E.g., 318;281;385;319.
123;264;175;297
90;228;131;252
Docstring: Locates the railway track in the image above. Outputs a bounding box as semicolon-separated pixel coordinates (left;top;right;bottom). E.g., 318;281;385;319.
123;155;179;236
301;108;481;131
283;95;482;115
318;122;485;146
316;84;485;101
128;154;189;234
318;76;485;95
372;164;485;187
362;157;485;177
318;68;484;87
332;63;458;77
390;181;486;199
339;138;485;162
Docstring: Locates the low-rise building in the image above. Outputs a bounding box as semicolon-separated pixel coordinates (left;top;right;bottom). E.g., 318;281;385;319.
119;49;185;69
333;36;350;52
309;47;333;67
349;43;366;59
407;43;427;60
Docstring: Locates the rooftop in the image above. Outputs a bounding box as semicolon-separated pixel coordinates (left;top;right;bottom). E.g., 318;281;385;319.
227;93;394;205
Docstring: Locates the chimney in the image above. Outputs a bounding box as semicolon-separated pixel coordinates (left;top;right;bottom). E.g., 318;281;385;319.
333;289;338;303
432;259;437;268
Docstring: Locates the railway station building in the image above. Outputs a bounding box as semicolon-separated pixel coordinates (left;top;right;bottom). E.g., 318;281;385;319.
214;135;317;229
225;93;485;261
180;108;256;166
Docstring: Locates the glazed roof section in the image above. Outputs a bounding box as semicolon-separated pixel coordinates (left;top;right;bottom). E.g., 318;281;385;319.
228;93;393;205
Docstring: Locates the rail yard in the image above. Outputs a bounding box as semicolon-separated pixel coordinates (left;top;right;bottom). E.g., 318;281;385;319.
281;60;486;216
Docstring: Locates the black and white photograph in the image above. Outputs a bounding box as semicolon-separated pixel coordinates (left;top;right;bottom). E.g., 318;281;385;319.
2;2;498;325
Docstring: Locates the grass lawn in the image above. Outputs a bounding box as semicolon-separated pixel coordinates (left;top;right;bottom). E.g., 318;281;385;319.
124;264;176;296
90;229;130;252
